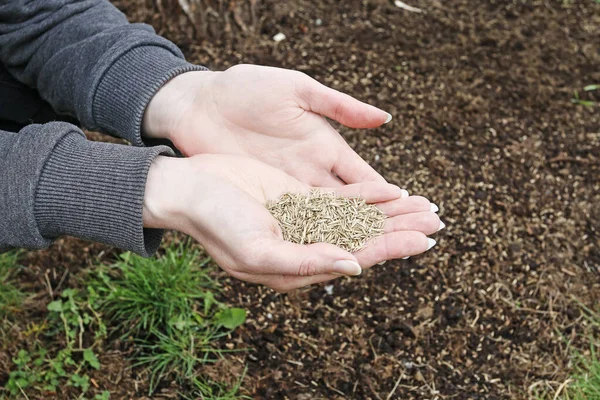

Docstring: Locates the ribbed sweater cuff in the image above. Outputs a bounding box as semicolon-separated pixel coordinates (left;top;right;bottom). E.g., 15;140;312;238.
93;46;207;147
34;133;175;257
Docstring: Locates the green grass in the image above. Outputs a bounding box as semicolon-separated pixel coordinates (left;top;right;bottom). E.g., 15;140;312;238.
563;303;600;400
6;287;106;398
93;244;219;338
0;250;25;318
134;329;246;397
90;241;247;395
185;373;248;400
572;84;599;107
2;251;108;398
3;242;247;399
533;303;600;399
567;345;600;399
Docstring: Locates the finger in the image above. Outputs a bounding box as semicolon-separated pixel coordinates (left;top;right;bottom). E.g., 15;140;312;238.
312;171;346;188
285;155;346;188
263;273;339;293
329;181;406;203
354;231;437;268
384;212;444;235
248;239;362;277
377;196;437;217
332;145;387;184
297;75;391;128
228;270;341;293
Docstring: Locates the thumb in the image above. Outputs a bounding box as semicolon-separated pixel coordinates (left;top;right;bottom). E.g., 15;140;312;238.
297;75;392;128
258;239;362;277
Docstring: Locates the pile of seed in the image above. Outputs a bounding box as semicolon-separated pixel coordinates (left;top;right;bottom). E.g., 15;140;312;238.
266;190;387;252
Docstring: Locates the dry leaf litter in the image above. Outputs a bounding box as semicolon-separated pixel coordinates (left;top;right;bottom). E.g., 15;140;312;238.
267;190;386;252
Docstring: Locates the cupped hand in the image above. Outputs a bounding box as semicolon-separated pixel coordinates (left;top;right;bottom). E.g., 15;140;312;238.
142;65;392;187
143;154;442;292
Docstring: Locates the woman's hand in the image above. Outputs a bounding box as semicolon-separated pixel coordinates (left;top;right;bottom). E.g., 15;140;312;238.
142;65;392;187
143;155;442;292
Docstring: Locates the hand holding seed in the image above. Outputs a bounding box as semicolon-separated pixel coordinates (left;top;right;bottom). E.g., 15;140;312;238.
143;64;391;187
143;154;443;292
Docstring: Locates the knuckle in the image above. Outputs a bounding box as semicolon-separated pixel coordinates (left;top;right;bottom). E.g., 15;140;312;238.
400;232;426;254
333;102;344;122
297;257;320;277
383;234;395;258
410;196;431;209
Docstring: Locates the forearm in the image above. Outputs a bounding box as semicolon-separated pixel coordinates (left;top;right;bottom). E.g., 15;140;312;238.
0;122;174;256
0;0;206;145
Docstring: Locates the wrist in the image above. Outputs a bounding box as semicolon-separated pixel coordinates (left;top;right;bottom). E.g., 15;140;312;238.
143;156;193;232
141;71;217;142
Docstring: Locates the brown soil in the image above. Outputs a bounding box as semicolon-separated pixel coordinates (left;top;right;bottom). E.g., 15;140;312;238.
2;0;599;399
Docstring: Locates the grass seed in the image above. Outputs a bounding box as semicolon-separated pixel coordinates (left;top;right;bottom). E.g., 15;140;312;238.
267;190;386;252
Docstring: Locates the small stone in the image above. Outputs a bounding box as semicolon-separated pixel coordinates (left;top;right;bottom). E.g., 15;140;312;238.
414;370;425;382
273;32;286;42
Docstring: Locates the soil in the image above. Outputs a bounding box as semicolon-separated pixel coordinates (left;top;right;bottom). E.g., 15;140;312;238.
2;0;599;399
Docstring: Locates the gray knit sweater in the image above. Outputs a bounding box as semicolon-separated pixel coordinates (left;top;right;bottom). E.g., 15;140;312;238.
0;0;206;256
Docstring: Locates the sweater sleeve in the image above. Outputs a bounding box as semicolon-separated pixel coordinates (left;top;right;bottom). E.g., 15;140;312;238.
0;0;207;146
0;122;175;256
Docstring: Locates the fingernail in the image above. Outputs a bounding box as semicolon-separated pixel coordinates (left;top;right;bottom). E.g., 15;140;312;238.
402;256;410;260
333;260;362;276
400;189;409;198
438;220;446;231
384;112;393;124
430;203;439;213
426;238;437;251
377;261;386;265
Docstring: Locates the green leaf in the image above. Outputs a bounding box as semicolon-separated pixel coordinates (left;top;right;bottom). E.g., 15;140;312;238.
33;355;44;367
47;300;63;313
14;349;31;365
203;290;216;315
168;315;190;331
53;362;67;377
192;312;204;326
71;374;90;391
215;308;246;330
83;349;100;370
94;391;111;400
584;84;600;91
15;378;29;390
62;288;78;298
571;98;596;107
